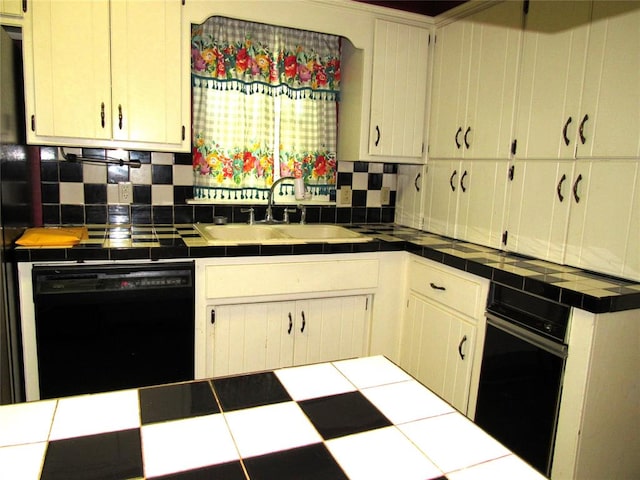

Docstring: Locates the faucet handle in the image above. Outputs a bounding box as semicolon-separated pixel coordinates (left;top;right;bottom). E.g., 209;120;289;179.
241;207;255;224
283;208;296;224
297;204;307;224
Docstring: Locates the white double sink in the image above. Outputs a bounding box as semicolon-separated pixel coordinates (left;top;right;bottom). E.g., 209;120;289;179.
194;223;372;245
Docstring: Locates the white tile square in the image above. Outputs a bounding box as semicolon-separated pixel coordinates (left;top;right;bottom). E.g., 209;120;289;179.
151;152;174;165
361;380;455;424
173;164;194;186
351;172;369;190
446;454;547;480
326;426;442;480
141;413;238;478
59;182;85;205
0;442;47;480
0;400;57;447
398;413;511;473
152;185;174;205
275;363;356;401
224;401;322;458
49;389;140;440
130;164;152;184
332;356;412;389
82;163;107;184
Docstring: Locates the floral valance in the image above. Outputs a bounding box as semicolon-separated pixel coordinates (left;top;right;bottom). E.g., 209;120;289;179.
191;17;341;101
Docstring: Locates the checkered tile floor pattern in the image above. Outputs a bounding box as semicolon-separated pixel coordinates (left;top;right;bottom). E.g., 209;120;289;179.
0;356;545;480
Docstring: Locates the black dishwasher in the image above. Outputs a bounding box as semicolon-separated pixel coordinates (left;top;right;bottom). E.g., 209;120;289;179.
32;262;195;399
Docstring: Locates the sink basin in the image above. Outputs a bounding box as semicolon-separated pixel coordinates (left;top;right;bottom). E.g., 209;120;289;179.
194;223;372;245
194;224;292;245
272;224;370;242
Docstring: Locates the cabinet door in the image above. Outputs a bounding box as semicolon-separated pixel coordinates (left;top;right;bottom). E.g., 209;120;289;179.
208;302;295;377
578;2;640;158
456;160;509;249
400;293;451;400
395;165;425;229
505;160;573;263
30;0;112;139
369;19;429;158
464;1;522;159
293;296;369;366
0;0;22;16
443;317;476;414
514;1;591;159
565;161;640;281
110;0;182;144
428;19;470;159
423;159;460;238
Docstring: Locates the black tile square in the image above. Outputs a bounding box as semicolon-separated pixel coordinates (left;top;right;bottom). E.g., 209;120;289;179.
299;391;392;440
174;152;193;166
107;164;129;184
83;184;107;204
131;205;153;225
353;161;369;172
351;190;367;207
152;164;173;184
108;204;130;224
133;184;152;205
153;206;174;224
130;150;152;164
243;443;348;480
60;205;84;224
367;172;383;190
85;205;108;224
40;161;59;182
150;460;246;480
213;371;291;412
59;161;83;182
139;381;219;425
41;183;60;203
41;429;142;480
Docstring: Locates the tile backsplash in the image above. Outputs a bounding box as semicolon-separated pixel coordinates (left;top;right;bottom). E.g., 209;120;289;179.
39;146;397;226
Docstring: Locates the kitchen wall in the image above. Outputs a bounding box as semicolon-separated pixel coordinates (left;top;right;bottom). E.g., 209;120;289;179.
37;146;397;226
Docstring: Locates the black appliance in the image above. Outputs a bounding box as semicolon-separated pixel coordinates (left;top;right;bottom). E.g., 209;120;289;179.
474;283;570;477
31;262;195;399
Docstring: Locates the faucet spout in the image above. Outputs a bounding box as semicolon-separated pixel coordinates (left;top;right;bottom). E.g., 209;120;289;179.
264;176;296;223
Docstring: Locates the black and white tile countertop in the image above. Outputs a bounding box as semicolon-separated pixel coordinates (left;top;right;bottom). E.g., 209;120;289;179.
13;223;640;314
0;356;546;480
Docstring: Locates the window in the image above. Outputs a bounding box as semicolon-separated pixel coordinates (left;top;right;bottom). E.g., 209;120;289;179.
191;17;340;201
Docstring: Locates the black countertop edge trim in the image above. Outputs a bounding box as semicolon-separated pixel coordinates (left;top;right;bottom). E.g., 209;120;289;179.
12;228;640;314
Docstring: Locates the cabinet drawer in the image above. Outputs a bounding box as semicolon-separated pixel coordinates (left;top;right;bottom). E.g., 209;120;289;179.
204;259;379;300
408;258;484;318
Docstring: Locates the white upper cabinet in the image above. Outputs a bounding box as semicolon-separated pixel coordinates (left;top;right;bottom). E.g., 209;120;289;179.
515;0;640;159
423;159;509;249
506;159;640;281
0;0;22;17
578;2;640;158
368;19;429;160
506;160;574;264
565;160;640;281
25;0;188;152
429;1;522;160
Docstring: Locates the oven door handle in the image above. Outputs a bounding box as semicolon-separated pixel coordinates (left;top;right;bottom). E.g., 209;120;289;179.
485;312;568;358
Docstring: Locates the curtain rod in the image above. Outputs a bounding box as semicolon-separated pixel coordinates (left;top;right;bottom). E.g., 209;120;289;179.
59;147;141;168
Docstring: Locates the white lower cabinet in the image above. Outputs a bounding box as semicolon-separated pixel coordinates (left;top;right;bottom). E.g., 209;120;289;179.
401;293;475;414
399;256;489;416
207;296;370;377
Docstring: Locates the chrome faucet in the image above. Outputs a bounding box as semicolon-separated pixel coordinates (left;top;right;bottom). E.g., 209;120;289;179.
261;176;296;223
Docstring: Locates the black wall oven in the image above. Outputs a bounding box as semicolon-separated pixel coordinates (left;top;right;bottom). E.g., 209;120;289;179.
30;261;195;400
474;283;570;477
